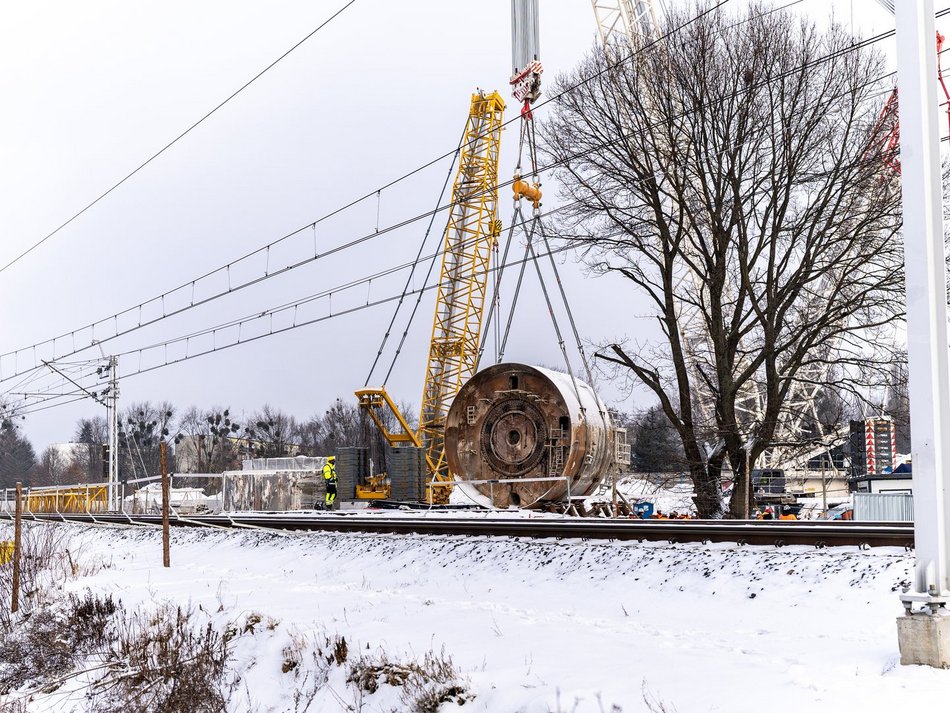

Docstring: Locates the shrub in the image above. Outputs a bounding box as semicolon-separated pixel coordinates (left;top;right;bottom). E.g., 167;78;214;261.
348;647;471;713
0;591;117;695
89;603;230;713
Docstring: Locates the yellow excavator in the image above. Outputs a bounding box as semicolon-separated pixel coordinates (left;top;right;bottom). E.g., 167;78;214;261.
356;90;506;504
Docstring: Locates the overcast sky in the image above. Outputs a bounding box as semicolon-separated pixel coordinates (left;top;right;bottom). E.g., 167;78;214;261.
0;1;904;450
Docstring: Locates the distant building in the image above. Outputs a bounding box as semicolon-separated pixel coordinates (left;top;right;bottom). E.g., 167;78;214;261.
851;470;913;495
848;418;896;478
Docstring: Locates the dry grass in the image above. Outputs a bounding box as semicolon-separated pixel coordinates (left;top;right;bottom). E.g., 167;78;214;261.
348;646;471;713
88;602;231;713
0;524;71;631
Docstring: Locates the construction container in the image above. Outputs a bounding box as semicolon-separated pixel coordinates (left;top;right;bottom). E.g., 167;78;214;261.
444;362;617;508
853;492;914;521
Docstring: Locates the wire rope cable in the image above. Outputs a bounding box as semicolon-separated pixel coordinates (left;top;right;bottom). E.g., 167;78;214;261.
364;124;465;387
3;2;938;388
0;1;358;276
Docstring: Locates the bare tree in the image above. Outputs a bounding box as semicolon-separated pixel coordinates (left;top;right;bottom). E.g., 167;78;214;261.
242;405;298;459
36;446;68;486
74;416;108;481
176;407;240;473
884;358;911;454
118;401;176;481
543;3;903;516
296;397;409;474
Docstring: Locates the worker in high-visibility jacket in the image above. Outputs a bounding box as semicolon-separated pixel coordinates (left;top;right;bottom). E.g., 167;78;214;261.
323;456;337;510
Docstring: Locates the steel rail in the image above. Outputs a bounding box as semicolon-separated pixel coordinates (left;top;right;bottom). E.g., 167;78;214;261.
0;511;914;548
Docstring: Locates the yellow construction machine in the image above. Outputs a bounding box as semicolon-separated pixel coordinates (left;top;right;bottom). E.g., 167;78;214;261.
356;90;505;504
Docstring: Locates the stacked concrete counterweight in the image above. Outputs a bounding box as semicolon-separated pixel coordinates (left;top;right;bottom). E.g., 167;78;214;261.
335;447;367;501
388;446;426;501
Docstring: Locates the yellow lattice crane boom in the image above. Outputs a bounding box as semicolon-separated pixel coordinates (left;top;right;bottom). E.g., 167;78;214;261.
356;89;505;500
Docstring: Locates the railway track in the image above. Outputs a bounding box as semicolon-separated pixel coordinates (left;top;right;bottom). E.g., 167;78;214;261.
1;511;915;548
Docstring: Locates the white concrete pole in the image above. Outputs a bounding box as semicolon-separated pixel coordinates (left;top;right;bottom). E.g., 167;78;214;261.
895;0;950;607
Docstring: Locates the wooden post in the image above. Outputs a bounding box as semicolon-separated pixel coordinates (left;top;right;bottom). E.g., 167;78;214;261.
12;482;22;613
743;450;751;520
160;442;170;568
612;472;618;519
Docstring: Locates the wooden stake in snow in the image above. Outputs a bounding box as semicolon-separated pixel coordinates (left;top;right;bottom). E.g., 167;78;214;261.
161;441;170;568
12;481;22;613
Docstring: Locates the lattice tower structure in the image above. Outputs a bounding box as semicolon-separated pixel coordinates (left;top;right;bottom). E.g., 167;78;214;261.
591;0;660;46
764;31;950;470
418;90;506;482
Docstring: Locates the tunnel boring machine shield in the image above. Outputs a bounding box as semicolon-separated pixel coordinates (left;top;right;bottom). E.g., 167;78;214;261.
444;363;617;508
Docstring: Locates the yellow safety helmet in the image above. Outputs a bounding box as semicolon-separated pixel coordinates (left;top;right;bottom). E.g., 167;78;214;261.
327;455;336;462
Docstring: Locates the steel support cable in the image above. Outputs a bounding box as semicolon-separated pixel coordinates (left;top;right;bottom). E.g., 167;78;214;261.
486;117;537;364
0;0;358;276
0;11;916;382
0;0;746;373
365;125;466;387
523;226;586;411
536;219;596;387
497;213;537;363
479;206;524;367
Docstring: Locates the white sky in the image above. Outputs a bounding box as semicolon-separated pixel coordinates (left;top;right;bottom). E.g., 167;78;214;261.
0;1;903;449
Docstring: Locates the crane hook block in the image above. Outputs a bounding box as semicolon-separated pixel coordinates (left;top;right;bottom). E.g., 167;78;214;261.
513;178;542;208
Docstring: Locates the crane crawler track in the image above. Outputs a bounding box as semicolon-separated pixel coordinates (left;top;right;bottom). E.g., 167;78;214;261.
1;512;914;548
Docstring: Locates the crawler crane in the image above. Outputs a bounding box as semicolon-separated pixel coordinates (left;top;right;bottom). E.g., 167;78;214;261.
356;90;505;503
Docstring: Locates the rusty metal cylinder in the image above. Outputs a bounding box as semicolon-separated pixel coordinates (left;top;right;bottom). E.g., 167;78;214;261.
445;363;615;508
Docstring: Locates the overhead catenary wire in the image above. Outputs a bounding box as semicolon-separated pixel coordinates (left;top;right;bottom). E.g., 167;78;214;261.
0;0;741;377
2;200;581;414
0;16;915;388
3;3;941;391
7;235;581;419
0;0;358;276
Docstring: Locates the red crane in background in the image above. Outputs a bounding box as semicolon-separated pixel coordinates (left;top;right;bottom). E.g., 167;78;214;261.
872;32;950;173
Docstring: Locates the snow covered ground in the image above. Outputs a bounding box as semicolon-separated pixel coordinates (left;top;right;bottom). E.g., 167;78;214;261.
3;520;948;712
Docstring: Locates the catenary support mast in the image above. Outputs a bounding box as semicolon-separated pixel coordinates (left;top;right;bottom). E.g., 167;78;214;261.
893;0;950;612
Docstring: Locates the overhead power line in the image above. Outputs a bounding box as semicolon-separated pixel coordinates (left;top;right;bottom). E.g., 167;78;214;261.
0;4;917;385
0;0;357;276
6;208;581;419
0;0;721;283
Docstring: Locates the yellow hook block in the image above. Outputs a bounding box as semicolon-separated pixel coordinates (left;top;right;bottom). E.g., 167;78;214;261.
513;178;542;208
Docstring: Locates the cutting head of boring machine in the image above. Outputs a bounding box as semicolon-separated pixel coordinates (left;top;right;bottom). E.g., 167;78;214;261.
444;363;616;509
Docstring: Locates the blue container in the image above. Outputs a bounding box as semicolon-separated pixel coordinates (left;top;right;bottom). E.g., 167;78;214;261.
633;501;655;519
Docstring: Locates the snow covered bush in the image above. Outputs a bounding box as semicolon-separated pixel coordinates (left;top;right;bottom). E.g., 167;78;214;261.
0;591;117;695
0;523;72;631
88;602;231;712
347;646;471;713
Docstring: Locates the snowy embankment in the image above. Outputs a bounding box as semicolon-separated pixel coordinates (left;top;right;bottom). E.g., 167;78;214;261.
2;521;948;712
